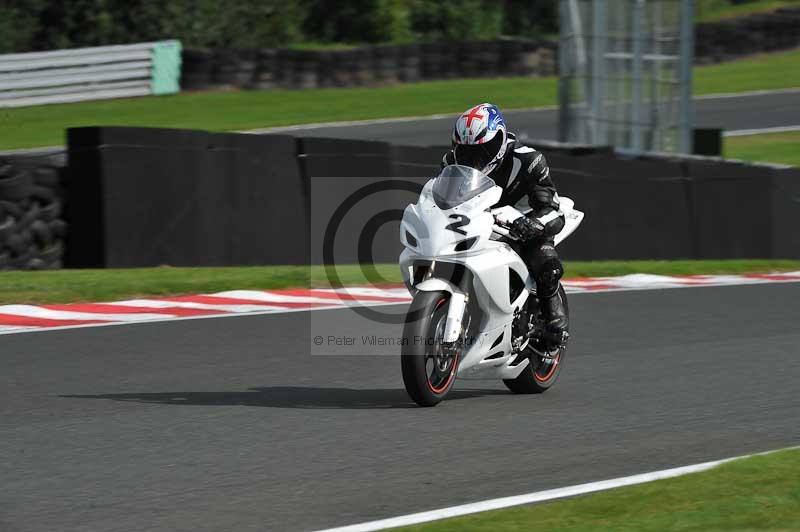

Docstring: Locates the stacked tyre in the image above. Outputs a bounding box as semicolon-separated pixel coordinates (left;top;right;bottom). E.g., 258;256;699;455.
0;159;67;270
181;49;215;90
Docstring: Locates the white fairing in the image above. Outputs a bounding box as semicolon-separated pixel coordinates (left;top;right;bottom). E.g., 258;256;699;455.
399;165;584;380
553;197;584;246
400;179;500;257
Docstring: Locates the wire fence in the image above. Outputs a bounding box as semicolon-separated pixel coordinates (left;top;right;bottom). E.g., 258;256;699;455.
558;0;693;154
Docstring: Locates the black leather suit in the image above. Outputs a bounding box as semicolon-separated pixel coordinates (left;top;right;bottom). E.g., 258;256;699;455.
441;133;568;340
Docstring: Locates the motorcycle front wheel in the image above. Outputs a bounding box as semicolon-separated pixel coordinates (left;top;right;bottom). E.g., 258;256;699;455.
401;291;460;407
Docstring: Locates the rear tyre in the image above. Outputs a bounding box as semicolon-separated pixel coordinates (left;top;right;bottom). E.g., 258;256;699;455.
401;291;460;407
503;284;569;394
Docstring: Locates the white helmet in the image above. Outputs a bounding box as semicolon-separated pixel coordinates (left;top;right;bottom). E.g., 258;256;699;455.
451;103;508;175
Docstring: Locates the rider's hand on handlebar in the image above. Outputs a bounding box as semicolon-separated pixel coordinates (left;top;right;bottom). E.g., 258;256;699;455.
508;216;544;242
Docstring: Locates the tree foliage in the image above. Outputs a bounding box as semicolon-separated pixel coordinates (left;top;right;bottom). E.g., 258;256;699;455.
0;0;560;53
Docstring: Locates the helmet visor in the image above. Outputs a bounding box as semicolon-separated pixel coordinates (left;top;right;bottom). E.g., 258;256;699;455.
453;133;504;172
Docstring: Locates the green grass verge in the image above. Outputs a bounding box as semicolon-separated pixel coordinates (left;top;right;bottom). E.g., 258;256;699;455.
1;50;799;150
695;0;800;23
692;49;800;96
725;130;800;166
561;259;800;278
1;260;798;305
395;448;800;532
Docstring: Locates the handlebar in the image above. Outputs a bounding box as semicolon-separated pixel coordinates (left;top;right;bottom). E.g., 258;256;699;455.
490;205;520;239
492;224;511;237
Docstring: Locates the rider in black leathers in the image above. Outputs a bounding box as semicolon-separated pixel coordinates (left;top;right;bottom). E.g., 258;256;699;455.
442;104;568;348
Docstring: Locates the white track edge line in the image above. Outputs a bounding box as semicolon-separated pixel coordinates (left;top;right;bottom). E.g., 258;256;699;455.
241;106;560;133
3;89;797;155
0;277;798;337
693;87;800;100
242;88;800;134
315;445;800;532
723;124;800;136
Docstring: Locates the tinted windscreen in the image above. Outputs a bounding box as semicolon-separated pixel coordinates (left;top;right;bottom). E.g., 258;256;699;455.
431;165;495;209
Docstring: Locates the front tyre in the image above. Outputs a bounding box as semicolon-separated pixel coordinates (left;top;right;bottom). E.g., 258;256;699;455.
401;291;460;407
503;284;569;394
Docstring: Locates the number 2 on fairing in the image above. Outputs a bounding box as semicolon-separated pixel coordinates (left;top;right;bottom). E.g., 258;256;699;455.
445;214;470;235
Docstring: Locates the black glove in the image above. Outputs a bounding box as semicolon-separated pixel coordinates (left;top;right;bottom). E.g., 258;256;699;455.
508;216;544;241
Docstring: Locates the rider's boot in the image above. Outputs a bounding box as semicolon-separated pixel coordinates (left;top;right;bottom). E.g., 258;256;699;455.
534;257;569;350
538;287;569;349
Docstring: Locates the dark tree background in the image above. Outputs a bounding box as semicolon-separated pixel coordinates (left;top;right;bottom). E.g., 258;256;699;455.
0;0;561;53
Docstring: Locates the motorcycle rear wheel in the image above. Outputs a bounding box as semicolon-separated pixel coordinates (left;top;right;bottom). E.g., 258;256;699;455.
503;284;568;394
401;291;460;407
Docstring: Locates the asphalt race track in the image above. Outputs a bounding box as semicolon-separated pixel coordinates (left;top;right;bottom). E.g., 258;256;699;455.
270;91;800;145
2;282;799;531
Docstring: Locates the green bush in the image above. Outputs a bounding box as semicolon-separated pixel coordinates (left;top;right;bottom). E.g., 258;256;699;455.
502;0;559;37
0;0;47;54
0;0;559;53
409;0;505;41
304;0;413;44
1;0;305;51
156;0;307;48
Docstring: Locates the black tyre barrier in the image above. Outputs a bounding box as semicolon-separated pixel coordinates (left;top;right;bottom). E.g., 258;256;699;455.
31;165;61;187
0;161;13;178
38;198;62;222
0;215;14;243
26;257;48;270
0;158;68;270
31;185;55;203
3;238;67;270
212;48;243;87
6;230;32;255
0;167;33;201
49;218;67;238
16;202;40;232
0;238;67;270
38;241;63;263
171;9;800;93
0;200;22;219
10;245;38;269
695;8;800;64
182;48;215;89
30;219;54;248
181;38;562;91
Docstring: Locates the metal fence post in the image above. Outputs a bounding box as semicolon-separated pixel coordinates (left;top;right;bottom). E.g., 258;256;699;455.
591;0;607;145
678;0;694;154
558;0;571;143
631;0;645;153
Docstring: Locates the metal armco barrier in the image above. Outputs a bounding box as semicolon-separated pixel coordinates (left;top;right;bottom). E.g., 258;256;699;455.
0;41;181;108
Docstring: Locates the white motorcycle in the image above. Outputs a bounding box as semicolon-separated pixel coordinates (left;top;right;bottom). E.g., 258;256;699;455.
399;164;584;406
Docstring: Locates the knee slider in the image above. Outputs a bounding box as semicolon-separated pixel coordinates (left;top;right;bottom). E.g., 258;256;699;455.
535;257;563;296
540;258;563;283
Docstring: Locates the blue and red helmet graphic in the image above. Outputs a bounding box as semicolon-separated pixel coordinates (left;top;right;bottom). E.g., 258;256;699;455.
452;103;506;145
451;103;509;174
